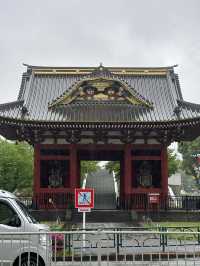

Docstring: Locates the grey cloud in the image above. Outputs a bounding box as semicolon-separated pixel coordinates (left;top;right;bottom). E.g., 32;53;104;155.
0;0;200;103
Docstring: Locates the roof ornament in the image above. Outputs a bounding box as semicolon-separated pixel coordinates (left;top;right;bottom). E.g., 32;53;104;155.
21;106;29;118
174;105;181;118
83;63;112;79
99;62;103;71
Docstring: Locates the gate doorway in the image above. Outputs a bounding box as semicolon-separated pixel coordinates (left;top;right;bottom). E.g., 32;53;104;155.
78;149;123;210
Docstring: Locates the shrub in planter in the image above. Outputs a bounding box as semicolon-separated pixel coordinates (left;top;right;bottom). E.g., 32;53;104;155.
51;233;64;253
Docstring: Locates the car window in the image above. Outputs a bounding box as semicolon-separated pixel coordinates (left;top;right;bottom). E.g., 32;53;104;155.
0;200;21;227
15;199;37;223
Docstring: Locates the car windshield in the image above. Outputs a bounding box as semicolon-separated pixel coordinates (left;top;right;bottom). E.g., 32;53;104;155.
15;199;38;224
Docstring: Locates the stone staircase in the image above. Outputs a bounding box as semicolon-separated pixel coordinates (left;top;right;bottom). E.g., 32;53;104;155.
72;168;132;223
86;169;116;210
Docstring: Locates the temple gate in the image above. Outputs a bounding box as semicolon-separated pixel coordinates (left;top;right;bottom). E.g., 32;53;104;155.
1;64;200;210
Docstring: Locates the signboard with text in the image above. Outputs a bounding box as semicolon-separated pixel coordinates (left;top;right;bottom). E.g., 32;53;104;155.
75;188;94;212
149;193;160;204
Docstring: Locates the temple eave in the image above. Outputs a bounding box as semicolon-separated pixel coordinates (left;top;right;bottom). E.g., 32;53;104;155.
1;116;200;144
0;115;200;128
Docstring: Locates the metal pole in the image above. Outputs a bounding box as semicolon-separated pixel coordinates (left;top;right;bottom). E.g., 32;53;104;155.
83;211;86;250
82;173;87;251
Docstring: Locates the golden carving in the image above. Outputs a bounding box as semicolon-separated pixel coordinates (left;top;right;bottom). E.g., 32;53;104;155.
49;77;152;108
33;66;168;76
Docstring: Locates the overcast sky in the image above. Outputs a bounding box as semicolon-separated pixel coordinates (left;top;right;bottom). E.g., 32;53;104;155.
0;0;200;104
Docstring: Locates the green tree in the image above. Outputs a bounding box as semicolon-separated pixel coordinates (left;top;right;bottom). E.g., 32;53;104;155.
0;140;33;195
178;137;200;185
105;161;120;182
80;161;99;179
168;148;181;176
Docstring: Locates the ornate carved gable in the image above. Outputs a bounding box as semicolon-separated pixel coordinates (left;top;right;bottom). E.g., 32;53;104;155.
49;65;153;108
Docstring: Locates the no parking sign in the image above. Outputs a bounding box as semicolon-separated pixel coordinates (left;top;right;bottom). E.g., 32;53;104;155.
75;188;94;212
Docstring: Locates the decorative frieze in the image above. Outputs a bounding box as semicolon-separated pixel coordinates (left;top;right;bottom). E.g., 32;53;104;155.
3;124;190;146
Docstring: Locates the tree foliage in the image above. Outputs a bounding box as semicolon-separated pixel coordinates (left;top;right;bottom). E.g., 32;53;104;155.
80;161;99;178
0;140;33;195
0;139;100;194
105;161;120;181
168;148;181;176
178;137;200;185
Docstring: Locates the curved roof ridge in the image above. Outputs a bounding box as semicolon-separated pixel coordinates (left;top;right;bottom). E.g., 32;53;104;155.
177;99;200;110
23;63;178;70
0;100;24;109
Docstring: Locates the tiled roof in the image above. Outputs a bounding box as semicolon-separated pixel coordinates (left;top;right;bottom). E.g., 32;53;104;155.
0;100;24;118
176;100;200;119
0;65;199;125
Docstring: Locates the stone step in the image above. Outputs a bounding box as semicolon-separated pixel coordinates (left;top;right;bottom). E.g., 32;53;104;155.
72;210;132;223
86;169;116;209
94;193;116;209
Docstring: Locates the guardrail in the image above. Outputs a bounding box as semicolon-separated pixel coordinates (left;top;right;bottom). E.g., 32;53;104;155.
1;229;200;265
19;194;200;211
119;194;200;211
19;192;74;210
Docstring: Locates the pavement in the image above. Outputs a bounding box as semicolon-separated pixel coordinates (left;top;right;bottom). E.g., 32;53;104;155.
56;260;200;265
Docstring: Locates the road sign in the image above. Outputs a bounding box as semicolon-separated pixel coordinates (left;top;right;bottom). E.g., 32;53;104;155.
149;193;160;204
75;188;94;210
75;188;94;250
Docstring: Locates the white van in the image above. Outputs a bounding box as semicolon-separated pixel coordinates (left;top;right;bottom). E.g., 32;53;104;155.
0;190;51;265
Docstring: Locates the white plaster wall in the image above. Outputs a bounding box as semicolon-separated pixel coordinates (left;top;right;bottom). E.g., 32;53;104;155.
41;137;160;145
147;138;160;144
41;138;55;144
134;139;144;144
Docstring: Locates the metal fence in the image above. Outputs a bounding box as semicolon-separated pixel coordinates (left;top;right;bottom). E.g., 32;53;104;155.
1;229;200;265
19;194;200;211
119;195;200;211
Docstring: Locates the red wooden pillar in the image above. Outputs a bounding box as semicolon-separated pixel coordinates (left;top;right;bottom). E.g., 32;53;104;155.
120;159;124;202
161;146;168;196
122;144;132;207
70;144;79;188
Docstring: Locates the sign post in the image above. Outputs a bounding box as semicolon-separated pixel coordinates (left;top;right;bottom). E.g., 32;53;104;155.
75;188;94;250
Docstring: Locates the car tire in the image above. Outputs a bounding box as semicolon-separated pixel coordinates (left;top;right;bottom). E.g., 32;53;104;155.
14;254;44;266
